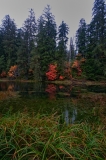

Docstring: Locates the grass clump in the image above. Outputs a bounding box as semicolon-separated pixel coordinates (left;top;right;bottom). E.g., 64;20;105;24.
0;112;106;160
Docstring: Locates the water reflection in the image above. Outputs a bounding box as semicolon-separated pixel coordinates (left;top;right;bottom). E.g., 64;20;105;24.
0;82;77;99
0;81;106;99
64;108;77;124
0;81;106;125
45;84;57;99
63;101;78;124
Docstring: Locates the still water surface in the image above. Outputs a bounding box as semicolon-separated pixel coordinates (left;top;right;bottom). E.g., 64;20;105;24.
0;81;106;124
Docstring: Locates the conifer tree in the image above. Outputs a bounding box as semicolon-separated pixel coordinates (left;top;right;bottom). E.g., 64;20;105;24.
57;21;69;58
92;0;106;44
76;18;87;57
31;16;44;80
70;37;75;61
16;29;28;78
0;29;5;73
36;5;57;80
22;9;37;69
57;21;69;74
1;15;17;71
81;0;106;80
16;9;37;79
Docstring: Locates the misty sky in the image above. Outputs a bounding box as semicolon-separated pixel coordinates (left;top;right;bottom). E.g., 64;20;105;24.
0;0;94;39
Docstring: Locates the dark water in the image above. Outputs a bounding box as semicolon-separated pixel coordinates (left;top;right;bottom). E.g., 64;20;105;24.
0;81;106;124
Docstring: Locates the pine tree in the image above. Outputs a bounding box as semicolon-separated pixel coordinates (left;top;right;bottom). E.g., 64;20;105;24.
36;5;57;80
57;21;69;75
70;37;75;61
16;29;28;78
30;48;41;81
1;15;17;71
76;18;87;57
80;0;106;80
16;9;37;79
57;21;69;58
87;0;106;54
92;0;106;44
0;29;5;73
22;9;37;69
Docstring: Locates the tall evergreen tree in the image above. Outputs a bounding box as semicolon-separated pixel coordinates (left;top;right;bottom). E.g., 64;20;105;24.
16;9;37;79
92;0;106;44
16;29;28;78
1;15;17;71
87;0;106;53
36;5;57;80
22;9;37;69
69;37;75;61
0;28;5;73
80;0;106;80
76;18;87;57
57;21;69;74
30;16;44;80
57;21;69;59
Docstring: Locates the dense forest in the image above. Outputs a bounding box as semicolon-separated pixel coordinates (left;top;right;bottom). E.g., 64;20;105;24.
0;0;106;81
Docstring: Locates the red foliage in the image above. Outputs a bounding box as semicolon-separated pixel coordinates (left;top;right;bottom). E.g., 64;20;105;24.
8;65;18;78
59;85;64;89
59;75;64;80
0;71;7;78
72;60;79;69
72;60;82;76
45;84;56;99
46;64;57;80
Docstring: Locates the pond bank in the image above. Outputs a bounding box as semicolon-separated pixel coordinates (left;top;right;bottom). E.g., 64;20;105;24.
0;78;106;86
51;79;106;86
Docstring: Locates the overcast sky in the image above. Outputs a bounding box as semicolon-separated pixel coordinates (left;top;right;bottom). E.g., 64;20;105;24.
0;0;94;39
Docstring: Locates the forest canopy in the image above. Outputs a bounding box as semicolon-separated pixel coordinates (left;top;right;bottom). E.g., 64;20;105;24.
0;1;106;81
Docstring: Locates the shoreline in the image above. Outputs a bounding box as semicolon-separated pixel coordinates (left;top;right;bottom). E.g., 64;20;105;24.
0;78;106;86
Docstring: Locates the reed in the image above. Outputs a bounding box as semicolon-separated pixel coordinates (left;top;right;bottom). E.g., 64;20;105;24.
0;112;106;160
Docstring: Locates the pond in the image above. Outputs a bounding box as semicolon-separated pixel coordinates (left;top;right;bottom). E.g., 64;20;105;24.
0;81;106;124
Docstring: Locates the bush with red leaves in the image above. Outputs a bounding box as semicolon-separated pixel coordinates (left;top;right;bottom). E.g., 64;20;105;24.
8;65;18;78
59;75;64;80
0;71;7;78
72;60;82;76
46;64;57;80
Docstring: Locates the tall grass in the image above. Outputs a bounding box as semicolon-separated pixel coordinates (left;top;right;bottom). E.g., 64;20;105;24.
0;112;106;160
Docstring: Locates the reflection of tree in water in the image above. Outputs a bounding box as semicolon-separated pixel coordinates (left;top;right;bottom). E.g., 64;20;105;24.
8;84;15;91
45;84;57;99
65;108;77;124
19;82;46;98
63;101;77;124
0;82;82;99
0;82;18;91
0;82;7;91
63;98;104;124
